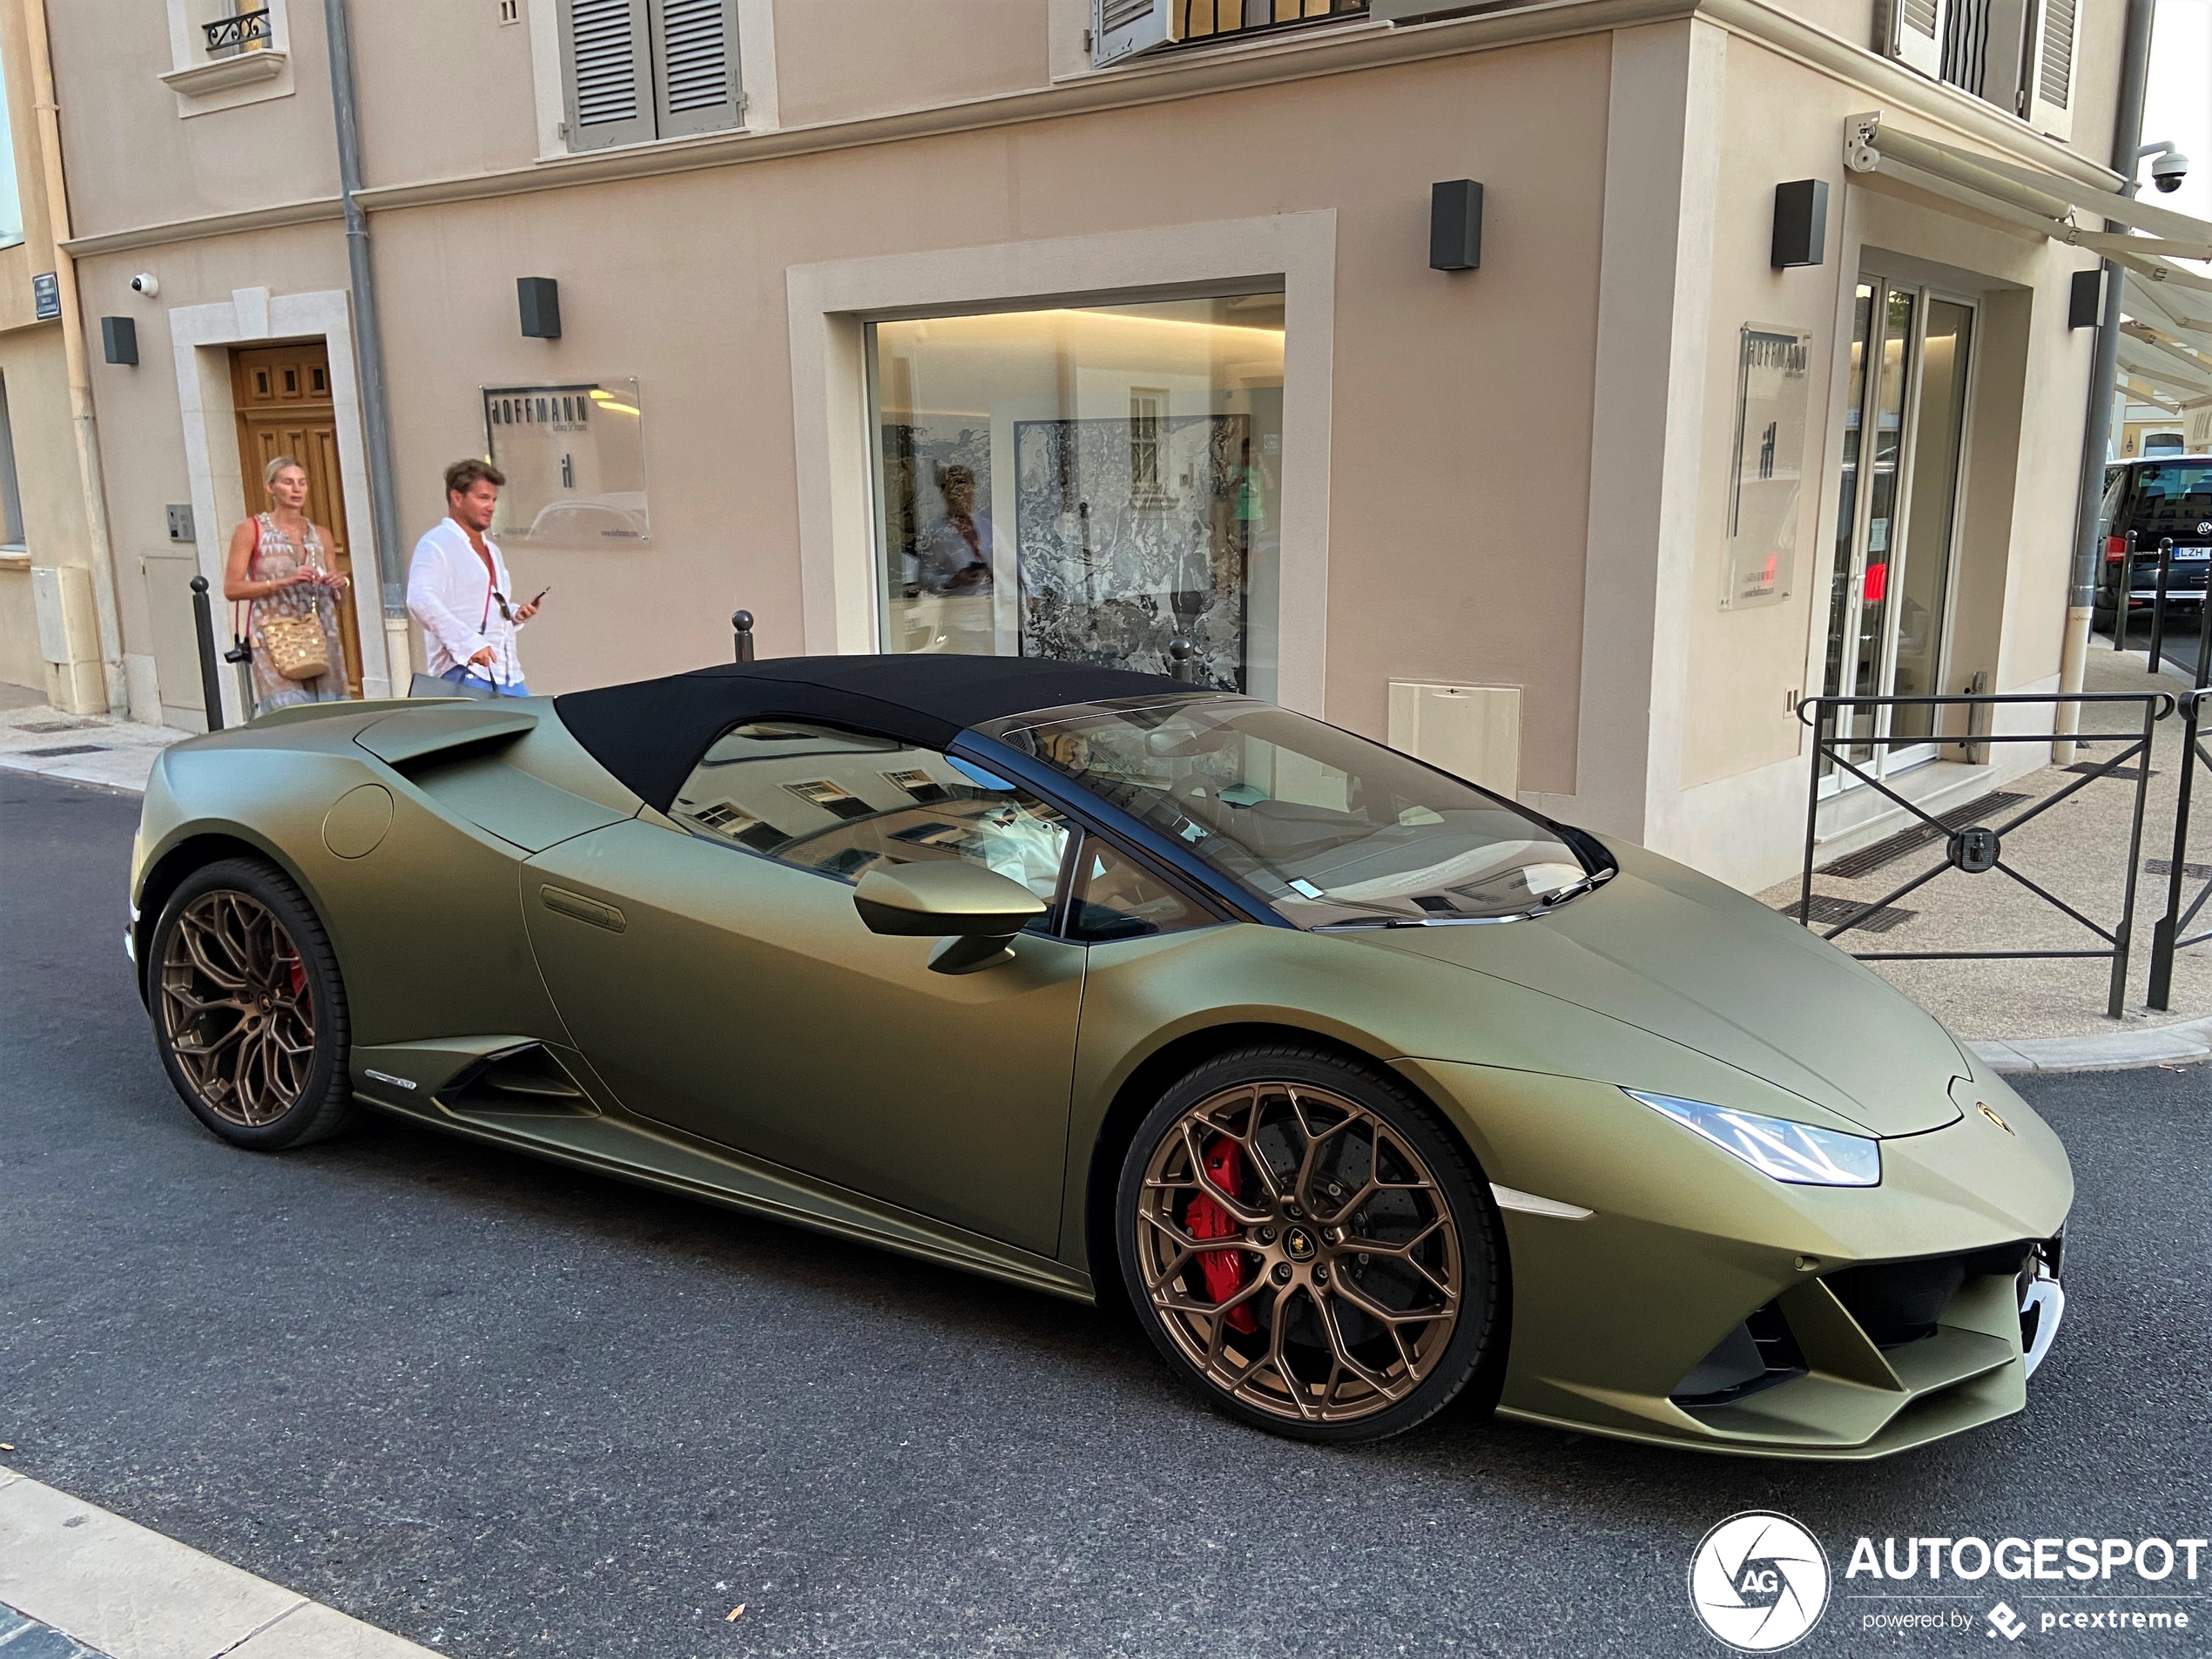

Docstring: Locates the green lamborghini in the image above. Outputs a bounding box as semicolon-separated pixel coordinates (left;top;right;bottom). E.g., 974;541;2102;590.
128;655;2070;1455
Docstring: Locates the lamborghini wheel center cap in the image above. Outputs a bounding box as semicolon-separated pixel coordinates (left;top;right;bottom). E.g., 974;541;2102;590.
1283;1226;1318;1263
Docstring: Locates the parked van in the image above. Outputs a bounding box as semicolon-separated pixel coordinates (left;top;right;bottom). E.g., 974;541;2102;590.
2095;455;2212;628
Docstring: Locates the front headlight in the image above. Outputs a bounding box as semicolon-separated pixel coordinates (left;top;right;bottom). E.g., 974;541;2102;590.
1625;1089;1880;1187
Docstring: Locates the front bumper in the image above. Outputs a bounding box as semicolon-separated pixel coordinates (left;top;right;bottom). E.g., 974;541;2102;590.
1399;1060;2073;1460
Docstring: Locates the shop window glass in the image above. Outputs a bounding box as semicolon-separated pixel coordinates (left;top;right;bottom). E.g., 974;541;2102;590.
869;294;1285;698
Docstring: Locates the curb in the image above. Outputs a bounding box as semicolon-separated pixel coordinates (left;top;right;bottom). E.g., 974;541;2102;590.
1967;1016;2212;1076
0;1467;436;1659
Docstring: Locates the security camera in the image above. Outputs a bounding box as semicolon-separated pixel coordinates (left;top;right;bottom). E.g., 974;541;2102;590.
2152;149;2190;193
128;273;159;298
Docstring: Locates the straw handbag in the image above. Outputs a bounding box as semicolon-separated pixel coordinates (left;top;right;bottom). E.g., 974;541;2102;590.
259;612;331;683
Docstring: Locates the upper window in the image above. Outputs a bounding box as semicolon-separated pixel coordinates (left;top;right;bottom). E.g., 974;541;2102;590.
983;693;1596;929
0;36;23;251
1888;0;2077;140
869;293;1285;698
1093;0;1366;67
557;0;743;152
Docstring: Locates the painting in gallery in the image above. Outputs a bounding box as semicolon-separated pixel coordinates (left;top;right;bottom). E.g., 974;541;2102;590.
1012;413;1251;689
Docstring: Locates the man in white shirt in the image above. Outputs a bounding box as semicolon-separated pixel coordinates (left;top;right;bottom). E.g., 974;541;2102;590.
406;459;541;696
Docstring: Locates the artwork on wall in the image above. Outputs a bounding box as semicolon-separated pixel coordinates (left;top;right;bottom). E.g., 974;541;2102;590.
481;379;648;544
1012;413;1253;689
1723;327;1813;610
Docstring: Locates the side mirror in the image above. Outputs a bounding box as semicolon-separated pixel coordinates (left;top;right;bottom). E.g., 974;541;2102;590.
853;861;1046;974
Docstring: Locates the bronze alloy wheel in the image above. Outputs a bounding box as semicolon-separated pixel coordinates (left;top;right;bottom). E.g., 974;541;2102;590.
1133;1076;1467;1428
159;887;319;1129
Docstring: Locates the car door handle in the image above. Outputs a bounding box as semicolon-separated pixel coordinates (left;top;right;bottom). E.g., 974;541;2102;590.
539;885;626;933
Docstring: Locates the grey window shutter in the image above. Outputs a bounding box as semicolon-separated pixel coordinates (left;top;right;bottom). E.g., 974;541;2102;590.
558;0;656;152
653;0;744;138
1885;0;1946;76
2027;0;2076;139
1093;0;1177;68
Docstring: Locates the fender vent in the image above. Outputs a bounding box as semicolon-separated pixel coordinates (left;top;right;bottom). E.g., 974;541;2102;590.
438;1042;596;1116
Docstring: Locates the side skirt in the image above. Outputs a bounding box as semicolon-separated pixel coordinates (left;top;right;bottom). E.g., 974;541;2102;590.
351;1055;1094;1305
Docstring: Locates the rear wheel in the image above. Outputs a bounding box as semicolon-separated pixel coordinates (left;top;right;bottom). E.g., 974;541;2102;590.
150;858;357;1150
1116;1044;1502;1441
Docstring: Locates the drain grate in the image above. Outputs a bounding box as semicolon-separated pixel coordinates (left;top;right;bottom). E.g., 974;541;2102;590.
19;744;108;758
2146;859;2212;880
1816;792;2030;880
17;719;94;735
1777;895;1919;934
2066;761;2154;779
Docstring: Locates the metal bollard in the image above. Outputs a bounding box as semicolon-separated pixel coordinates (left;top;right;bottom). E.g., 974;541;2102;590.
189;575;226;732
2117;531;2138;651
732;610;755;664
2149;536;2176;675
2149;606;2212;1008
1167;636;1196;684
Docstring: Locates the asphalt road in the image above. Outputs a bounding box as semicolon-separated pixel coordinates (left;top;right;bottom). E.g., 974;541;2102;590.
3;768;2209;1659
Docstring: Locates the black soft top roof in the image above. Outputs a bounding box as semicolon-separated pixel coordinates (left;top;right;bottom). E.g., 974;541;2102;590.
554;654;1192;812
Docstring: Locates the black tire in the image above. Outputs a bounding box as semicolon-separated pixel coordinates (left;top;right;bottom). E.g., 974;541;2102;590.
148;857;357;1150
1115;1042;1504;1442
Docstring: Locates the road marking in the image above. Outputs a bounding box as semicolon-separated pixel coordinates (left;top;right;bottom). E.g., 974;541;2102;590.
0;1467;435;1659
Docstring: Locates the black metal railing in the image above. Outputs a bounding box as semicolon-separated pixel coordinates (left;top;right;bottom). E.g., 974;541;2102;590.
1174;0;1365;46
2148;617;2212;1008
202;8;272;58
1797;691;2173;1019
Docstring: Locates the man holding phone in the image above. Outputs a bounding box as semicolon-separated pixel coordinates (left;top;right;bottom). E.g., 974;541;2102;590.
406;459;545;697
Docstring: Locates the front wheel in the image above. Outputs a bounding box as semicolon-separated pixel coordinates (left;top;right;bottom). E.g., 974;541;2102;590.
1116;1045;1503;1442
149;857;357;1150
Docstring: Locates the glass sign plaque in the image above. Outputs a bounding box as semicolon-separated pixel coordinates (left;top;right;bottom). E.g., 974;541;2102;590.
1722;327;1812;610
481;379;648;544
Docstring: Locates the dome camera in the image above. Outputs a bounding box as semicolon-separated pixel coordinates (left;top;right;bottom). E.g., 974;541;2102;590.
2152;149;2189;193
129;273;159;298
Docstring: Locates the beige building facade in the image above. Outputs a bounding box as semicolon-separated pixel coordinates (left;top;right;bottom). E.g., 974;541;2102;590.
35;0;2181;890
0;0;117;712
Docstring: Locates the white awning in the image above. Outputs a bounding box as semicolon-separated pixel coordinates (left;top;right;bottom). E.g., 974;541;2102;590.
1845;113;2212;412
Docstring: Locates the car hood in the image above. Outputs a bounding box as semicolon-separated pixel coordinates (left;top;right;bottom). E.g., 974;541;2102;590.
1350;838;1969;1136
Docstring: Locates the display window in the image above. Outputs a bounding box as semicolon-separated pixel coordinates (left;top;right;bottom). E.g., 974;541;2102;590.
867;294;1285;694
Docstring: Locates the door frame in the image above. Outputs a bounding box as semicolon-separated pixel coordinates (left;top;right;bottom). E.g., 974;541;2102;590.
1818;269;1980;797
169;287;394;726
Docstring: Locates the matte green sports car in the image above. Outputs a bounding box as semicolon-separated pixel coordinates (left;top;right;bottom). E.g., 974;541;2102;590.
128;655;2070;1454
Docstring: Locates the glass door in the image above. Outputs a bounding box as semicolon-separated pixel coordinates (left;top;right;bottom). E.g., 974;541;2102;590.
1819;276;1975;791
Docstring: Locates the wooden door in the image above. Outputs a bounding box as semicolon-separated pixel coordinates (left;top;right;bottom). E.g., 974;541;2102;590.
232;343;362;697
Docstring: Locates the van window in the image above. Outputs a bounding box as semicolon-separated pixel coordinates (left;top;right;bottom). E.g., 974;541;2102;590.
2128;465;2212;541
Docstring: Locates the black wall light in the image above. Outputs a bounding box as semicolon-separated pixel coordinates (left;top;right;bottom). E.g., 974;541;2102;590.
1770;179;1829;268
1430;179;1483;272
101;316;138;366
2068;267;2106;329
518;276;562;340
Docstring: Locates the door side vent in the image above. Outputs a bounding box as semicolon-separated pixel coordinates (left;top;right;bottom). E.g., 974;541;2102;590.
438;1042;597;1116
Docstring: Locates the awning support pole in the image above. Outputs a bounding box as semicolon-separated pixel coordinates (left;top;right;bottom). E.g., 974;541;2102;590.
2057;0;2158;763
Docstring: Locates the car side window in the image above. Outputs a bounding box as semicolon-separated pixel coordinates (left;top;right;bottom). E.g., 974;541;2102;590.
1066;833;1213;943
671;723;1072;926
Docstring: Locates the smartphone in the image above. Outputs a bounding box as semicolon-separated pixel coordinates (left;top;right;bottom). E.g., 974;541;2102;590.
530;586;552;606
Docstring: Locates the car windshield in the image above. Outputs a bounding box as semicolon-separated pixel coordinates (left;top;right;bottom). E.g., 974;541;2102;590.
978;694;1598;927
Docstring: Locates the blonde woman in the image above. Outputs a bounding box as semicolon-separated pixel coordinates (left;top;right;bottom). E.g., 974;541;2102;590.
223;455;351;710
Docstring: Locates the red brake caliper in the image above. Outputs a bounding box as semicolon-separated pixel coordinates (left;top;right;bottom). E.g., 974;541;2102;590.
1186;1136;1258;1335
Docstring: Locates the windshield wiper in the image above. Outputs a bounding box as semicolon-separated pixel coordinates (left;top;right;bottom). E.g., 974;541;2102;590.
1309;866;1614;929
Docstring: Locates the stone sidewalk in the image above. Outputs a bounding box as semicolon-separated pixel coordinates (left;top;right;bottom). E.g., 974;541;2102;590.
0;684;184;794
1755;644;2212;1070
